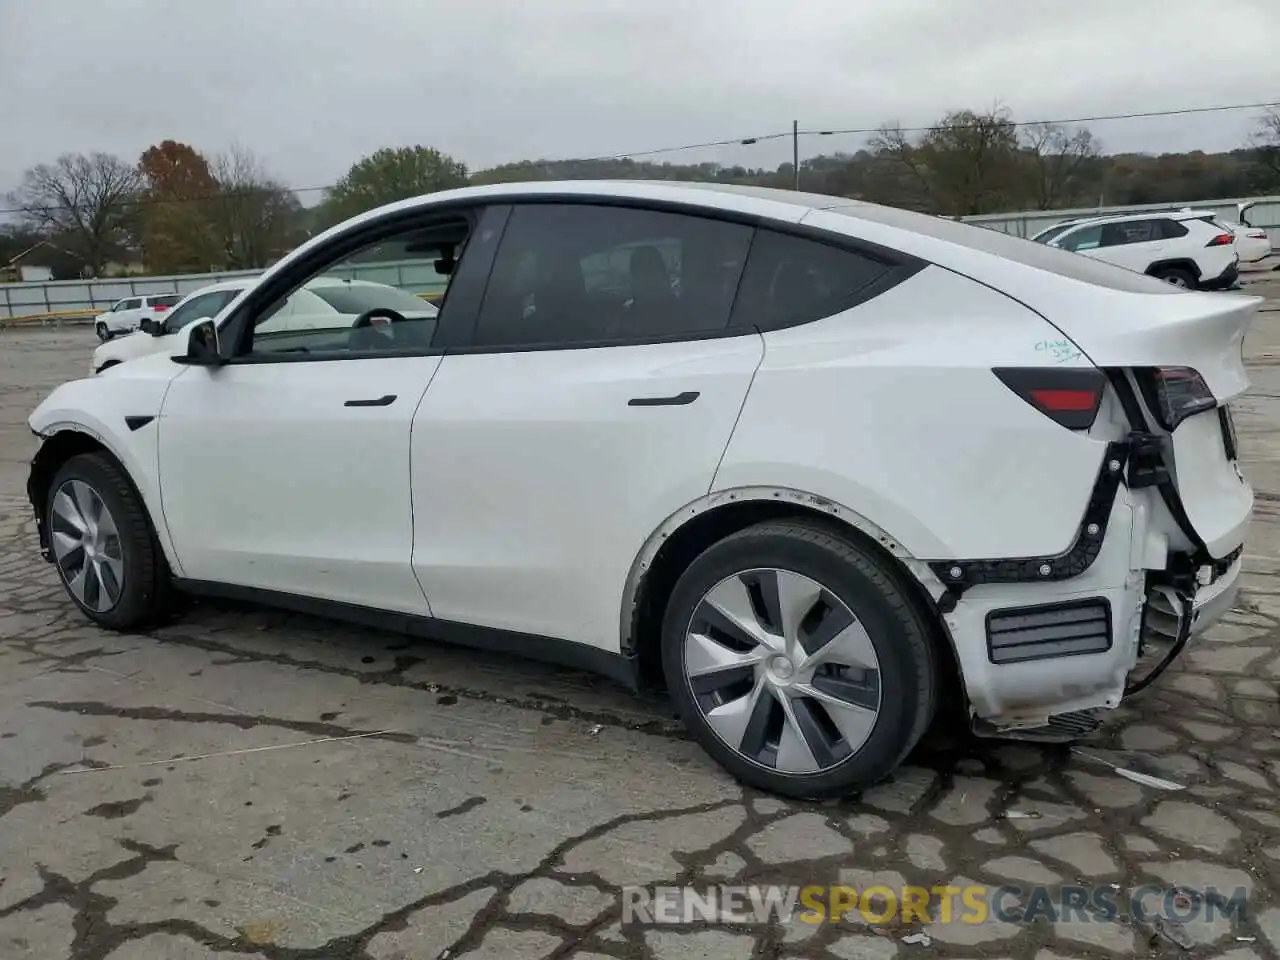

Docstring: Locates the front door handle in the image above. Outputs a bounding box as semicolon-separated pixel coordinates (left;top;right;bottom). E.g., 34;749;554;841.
344;394;397;407
628;391;700;407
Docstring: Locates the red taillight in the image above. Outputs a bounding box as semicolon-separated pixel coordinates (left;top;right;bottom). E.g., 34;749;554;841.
1136;366;1216;430
1205;233;1234;247
993;367;1106;429
1248;231;1268;240
153;303;169;312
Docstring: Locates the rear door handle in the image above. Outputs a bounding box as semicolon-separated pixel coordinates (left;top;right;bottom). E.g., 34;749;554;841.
344;394;397;407
628;391;700;407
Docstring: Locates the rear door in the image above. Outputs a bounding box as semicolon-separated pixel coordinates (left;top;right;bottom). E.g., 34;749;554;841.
409;201;769;649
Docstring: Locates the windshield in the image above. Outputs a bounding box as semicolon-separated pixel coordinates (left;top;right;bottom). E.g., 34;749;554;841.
1031;222;1081;245
308;283;438;316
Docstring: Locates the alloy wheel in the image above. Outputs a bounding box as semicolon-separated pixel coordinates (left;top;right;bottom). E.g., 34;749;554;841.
683;568;882;774
50;479;125;613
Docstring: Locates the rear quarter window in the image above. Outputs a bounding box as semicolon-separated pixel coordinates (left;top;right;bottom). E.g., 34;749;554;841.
824;203;1184;294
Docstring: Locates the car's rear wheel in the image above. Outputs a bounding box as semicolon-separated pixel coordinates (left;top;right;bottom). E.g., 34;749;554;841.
661;519;937;799
46;453;171;630
1153;266;1197;289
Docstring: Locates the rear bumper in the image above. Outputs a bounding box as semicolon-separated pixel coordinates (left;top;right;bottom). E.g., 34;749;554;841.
1200;260;1240;290
941;481;1246;728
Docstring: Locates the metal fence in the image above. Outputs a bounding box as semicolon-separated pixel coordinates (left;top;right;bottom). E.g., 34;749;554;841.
4;192;1278;321
0;262;451;321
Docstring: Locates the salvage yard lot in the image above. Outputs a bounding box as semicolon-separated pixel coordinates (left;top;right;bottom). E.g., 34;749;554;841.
1;274;1280;959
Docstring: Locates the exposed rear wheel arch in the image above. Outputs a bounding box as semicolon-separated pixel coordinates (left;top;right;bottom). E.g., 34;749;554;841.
626;496;959;700
96;360;121;373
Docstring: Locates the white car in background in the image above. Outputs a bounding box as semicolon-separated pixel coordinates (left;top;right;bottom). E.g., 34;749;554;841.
1220;220;1272;263
29;179;1257;798
94;293;182;341
1037;211;1240;289
91;277;437;374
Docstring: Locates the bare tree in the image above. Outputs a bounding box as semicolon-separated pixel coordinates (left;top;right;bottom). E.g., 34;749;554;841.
1021;123;1102;209
1251;107;1280;183
8;153;141;276
209;145;301;269
870;108;1023;216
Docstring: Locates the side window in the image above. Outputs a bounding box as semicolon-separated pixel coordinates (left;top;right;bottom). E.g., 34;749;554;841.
473;204;752;348
119;297;142;311
1100;220;1157;247
1060;225;1103;252
1157;219;1189;239
242;213;468;358
729;230;893;330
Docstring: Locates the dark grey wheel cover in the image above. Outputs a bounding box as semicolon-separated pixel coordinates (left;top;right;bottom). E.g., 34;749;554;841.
50;479;125;613
683;568;882;775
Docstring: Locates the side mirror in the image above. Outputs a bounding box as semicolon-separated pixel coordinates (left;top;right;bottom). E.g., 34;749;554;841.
139;318;161;336
171;318;222;366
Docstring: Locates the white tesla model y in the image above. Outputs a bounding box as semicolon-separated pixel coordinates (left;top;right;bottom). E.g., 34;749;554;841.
26;181;1257;798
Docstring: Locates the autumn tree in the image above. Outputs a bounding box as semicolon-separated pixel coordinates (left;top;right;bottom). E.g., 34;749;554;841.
209;145;301;269
137;140;222;273
7;152;141;276
322;146;468;226
1020;123;1102;209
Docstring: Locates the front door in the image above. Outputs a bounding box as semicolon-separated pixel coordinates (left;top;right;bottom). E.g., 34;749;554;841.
410;201;766;649
156;209;478;615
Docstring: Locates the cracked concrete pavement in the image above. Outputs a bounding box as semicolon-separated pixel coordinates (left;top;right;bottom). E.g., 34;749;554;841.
1;271;1279;959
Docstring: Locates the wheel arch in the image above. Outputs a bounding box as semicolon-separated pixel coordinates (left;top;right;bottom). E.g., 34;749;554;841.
1144;258;1201;280
619;486;963;696
27;425;180;577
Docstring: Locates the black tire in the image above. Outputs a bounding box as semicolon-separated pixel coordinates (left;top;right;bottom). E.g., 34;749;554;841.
661;519;938;799
1152;266;1197;289
96;323;112;342
46;452;172;630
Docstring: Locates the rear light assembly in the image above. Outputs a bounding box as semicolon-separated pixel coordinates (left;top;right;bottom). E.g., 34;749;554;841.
1205;233;1234;247
153;303;170;312
993;367;1106;429
1247;230;1268;240
1135;366;1216;430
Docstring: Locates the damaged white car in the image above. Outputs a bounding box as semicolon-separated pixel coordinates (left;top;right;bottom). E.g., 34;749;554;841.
26;180;1256;798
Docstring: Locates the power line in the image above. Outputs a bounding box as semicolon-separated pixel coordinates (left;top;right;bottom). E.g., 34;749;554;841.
1;98;1275;218
799;99;1280;138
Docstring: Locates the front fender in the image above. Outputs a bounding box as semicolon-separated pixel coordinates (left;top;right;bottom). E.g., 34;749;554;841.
28;372;184;576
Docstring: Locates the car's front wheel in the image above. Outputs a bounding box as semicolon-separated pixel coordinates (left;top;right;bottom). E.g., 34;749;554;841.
46;453;171;630
95;322;112;341
661;519;938;799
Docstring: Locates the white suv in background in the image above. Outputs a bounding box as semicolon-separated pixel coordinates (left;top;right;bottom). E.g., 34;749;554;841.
92;280;250;374
93;293;182;341
1035;211;1240;289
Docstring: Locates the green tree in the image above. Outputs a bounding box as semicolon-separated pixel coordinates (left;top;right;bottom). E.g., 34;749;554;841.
322;146;468;225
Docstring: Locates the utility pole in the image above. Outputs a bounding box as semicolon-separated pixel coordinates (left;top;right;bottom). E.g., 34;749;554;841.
792;120;800;191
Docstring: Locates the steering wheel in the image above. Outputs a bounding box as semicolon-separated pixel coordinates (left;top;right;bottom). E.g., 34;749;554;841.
348;307;406;350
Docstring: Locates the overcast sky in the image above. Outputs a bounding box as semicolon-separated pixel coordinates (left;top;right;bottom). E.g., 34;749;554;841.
1;0;1276;201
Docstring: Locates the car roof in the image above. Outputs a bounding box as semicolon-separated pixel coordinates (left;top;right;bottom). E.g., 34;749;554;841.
282;179;1185;297
182;278;252;297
